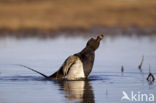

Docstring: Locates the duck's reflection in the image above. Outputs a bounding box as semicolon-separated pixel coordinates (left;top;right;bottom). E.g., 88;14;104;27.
55;80;95;103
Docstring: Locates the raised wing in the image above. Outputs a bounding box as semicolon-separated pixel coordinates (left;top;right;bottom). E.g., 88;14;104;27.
62;55;79;76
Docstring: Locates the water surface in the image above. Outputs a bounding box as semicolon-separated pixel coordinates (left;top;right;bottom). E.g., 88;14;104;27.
0;34;156;103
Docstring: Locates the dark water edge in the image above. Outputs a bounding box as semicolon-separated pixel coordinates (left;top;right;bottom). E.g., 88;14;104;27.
0;26;156;39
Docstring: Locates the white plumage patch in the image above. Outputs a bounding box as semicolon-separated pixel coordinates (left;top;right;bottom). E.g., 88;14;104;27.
65;58;85;80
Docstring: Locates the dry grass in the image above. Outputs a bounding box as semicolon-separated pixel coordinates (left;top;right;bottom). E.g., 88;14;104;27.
0;0;156;31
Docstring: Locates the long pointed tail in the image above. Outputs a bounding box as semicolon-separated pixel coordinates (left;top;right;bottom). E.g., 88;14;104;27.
15;64;48;78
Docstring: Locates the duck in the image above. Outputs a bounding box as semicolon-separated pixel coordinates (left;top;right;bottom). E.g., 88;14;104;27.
49;34;103;80
17;34;103;80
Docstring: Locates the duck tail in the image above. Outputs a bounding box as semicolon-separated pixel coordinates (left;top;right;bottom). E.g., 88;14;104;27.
15;64;48;78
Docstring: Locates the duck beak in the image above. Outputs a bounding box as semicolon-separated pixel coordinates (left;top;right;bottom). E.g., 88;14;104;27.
97;34;104;41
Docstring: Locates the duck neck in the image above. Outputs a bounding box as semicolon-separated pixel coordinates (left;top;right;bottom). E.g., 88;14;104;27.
79;46;94;55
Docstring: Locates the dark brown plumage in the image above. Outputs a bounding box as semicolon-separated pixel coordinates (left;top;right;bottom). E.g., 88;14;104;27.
49;34;103;80
16;35;103;80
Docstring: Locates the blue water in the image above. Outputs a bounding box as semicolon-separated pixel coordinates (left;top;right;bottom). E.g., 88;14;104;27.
0;35;156;103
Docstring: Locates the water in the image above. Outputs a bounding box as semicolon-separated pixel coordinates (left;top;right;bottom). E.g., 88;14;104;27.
0;34;156;103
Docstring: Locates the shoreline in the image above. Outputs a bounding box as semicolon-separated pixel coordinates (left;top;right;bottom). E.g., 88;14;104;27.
0;26;156;38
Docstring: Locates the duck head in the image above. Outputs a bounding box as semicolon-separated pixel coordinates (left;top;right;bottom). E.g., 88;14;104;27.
86;34;104;51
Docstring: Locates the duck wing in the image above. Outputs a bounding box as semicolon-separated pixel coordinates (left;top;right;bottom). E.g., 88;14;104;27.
62;55;79;76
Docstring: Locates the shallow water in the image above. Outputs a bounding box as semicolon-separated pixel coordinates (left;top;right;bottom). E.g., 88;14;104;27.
0;35;156;103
